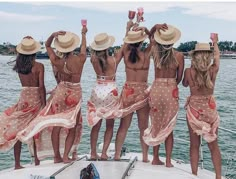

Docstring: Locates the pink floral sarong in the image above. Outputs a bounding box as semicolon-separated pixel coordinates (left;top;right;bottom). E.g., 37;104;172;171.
185;95;220;143
87;80;120;127
119;81;149;117
17;81;82;159
0;87;43;151
143;78;179;146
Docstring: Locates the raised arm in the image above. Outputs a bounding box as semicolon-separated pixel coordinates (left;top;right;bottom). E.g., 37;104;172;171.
211;34;220;72
79;26;88;63
45;31;66;68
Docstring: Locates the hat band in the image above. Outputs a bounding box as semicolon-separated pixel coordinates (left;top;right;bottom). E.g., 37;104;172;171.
59;38;74;48
95;36;109;46
160;32;175;41
21;43;36;51
94;38;112;49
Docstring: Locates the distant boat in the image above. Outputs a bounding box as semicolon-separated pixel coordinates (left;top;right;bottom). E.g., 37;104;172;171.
36;41;49;59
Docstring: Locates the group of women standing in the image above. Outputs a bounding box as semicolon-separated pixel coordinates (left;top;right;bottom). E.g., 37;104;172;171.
0;15;221;179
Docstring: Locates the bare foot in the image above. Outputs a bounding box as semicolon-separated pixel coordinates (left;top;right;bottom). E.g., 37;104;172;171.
54;157;63;163
166;162;174;168
63;157;74;164
90;153;101;160
15;165;24;170
101;153;108;160
142;159;150;163
35;158;40;166
152;159;165;165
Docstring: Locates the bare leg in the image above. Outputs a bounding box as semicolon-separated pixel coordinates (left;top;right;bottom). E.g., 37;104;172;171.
207;130;222;179
90;120;102;160
114;113;133;160
33;138;40;166
137;105;150;163
14;141;24;170
101;119;115;160
63;126;76;163
152;145;164;165
187;120;200;176
51;126;63;163
165;132;174;167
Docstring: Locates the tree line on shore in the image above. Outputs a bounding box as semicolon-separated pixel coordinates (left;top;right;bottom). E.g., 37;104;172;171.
1;40;236;56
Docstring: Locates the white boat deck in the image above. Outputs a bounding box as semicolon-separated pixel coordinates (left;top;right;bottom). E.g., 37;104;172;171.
0;152;220;179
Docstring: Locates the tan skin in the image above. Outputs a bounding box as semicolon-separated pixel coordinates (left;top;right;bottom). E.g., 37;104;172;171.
182;36;221;179
114;20;168;162
149;25;184;167
89;49;123;160
45;27;87;163
14;36;46;169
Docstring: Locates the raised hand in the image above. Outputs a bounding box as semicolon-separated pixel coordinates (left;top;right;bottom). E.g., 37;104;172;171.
53;31;66;38
23;36;33;39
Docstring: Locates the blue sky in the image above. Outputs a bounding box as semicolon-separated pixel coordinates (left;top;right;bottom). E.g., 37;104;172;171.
1;1;236;47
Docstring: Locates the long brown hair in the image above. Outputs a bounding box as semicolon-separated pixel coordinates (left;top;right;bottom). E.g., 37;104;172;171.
95;50;107;73
191;51;213;89
152;43;178;69
8;53;36;74
128;42;141;63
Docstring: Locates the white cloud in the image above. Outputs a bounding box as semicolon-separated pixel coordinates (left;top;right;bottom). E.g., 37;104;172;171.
23;2;236;21
0;11;56;22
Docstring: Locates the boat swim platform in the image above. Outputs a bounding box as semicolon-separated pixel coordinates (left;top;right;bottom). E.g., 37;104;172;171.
0;152;222;179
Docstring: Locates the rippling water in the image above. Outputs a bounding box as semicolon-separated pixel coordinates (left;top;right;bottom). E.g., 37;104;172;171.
0;55;235;177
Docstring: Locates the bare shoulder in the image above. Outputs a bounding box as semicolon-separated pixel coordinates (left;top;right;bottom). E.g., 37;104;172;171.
35;61;45;71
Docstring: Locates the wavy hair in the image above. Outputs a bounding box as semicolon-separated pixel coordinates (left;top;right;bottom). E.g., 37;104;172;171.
152;43;178;69
95;50;107;73
128;42;141;63
191;51;213;89
8;53;36;74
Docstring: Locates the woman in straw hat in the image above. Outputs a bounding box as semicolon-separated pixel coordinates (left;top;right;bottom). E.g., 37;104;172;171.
143;24;184;167
87;32;124;160
18;27;87;164
114;20;168;162
183;35;221;178
0;36;45;169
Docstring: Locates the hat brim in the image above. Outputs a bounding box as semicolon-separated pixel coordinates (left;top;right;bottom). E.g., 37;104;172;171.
154;26;181;45
188;49;213;56
123;34;148;44
90;36;115;51
16;41;41;55
54;33;80;53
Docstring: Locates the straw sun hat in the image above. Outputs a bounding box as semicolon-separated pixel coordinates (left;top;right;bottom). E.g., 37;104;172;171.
54;31;80;53
16;38;41;55
123;30;148;44
190;43;213;54
90;33;115;51
154;25;181;45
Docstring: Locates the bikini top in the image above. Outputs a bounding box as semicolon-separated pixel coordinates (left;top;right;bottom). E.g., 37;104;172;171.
96;57;116;80
125;56;148;72
63;61;73;75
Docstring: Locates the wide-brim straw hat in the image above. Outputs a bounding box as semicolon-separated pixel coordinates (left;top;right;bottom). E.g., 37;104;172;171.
90;33;115;51
123;30;148;44
16;38;41;55
154;25;181;45
54;31;80;53
189;43;213;55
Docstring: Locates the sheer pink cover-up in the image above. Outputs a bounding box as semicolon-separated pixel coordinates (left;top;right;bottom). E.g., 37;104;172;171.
87;80;120;127
185;95;220;143
143;78;179;146
0;87;43;151
17;81;82;159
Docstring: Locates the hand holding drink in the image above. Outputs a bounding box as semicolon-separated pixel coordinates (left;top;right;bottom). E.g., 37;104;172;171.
128;10;136;21
210;33;218;43
81;19;87;27
137;7;144;22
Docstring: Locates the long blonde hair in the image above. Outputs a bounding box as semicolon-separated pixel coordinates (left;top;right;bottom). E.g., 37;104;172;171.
191;51;213;89
152;43;178;69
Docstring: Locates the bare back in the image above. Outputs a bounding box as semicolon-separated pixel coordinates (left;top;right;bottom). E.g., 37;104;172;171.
154;50;184;84
183;66;218;96
91;55;116;81
19;62;44;87
123;44;150;82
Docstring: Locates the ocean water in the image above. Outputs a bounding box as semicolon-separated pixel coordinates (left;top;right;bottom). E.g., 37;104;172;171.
0;55;235;178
